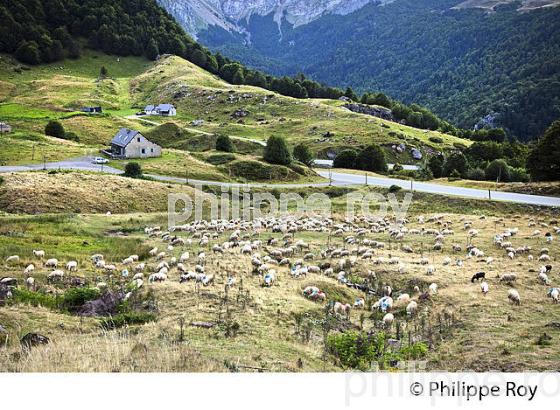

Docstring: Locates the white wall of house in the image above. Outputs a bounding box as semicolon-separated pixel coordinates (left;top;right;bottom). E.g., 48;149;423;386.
123;134;162;158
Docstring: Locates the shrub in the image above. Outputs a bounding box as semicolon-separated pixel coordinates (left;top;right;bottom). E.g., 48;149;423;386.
326;331;388;371
293;143;313;166
264;135;291;165
448;169;462;181
509;167;530;182
0;176;4;186
485;159;511;182
527;120;560;181
427;154;444;178
356;144;388;172
388;184;402;193
124;162;143;178
206;153;236;165
429;136;443;144
215;134;234;152
333;149;358;169
392;163;403;172
11;289;60;309
100;312;156;329
443;152;469;177
45;120;65;139
14;41;41;65
63;131;80;142
61;288;101;312
467;167;486;181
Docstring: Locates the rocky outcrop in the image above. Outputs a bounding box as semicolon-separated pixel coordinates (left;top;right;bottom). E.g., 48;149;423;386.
343;103;394;121
156;0;394;38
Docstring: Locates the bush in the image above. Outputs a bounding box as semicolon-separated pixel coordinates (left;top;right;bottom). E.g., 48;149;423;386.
427;154;444;178
11;289;60;310
388;184;402;193
443;152;469;177
63;131;80;142
206;153;236;165
100;312;156;329
264;135;291;165
429;136;443;144
124;162;143;178
527;120;560;181
448;169;462;181
61;288;101;312
327;331;388;371
356;144;388;172
509;167;530;182
0;176;4;186
14;41;41;65
45;120;65;139
485;159;511;182
293;143;313;166
333;149;358;169
467;167;486;181
215;134;234;152
392;163;403;172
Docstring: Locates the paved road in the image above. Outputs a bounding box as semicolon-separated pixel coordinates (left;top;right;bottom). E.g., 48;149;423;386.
1;157;559;207
317;171;560;207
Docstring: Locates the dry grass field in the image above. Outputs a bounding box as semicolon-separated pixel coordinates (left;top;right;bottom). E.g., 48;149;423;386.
0;181;558;372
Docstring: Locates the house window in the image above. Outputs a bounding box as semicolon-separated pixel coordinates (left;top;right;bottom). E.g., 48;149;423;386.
141;149;146;154
137;137;141;142
151;148;154;153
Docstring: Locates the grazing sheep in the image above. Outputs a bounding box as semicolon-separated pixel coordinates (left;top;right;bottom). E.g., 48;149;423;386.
26;277;35;290
471;272;486;283
148;272;167;283
5;255;19;264
481;281;489;295
508;289;521;305
122;257;134;266
413;285;420;294
24;264;35;275
373;296;393;313
45;258;58;268
499;273;517;284
429;283;438;295
263;272;276;287
547;288;559;303
134;263;145;273
47;270;64;282
333;302;351;319
382;285;392;297
302;286;325;301
382;313;394;328
33;250;45;259
397;293;410;305
442;257;451;266
538;272;551;285
353;298;365;308
66;261;78;272
426;265;436;275
406;301;418;316
179;252;190;263
91;254;104;263
155;252;166;261
539;254;551;262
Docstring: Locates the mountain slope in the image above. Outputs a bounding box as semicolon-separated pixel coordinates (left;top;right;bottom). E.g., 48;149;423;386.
164;0;560;141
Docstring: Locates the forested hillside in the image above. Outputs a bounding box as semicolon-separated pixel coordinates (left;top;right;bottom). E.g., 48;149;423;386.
198;0;560;141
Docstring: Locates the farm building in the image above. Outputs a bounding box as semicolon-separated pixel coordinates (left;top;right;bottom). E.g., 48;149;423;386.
0;122;11;133
109;128;162;159
82;106;102;114
144;103;176;116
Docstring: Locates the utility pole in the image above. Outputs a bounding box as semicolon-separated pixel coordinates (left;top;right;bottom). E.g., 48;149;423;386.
43;154;46;171
185;170;189;185
328;168;332;186
365;171;368;186
410;179;413;191
32;144;35;161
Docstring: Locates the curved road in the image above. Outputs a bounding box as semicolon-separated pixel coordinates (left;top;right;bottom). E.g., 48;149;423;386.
0;157;559;207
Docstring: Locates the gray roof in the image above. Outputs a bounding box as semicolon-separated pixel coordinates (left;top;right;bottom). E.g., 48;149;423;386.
145;105;155;111
157;103;175;111
111;128;141;148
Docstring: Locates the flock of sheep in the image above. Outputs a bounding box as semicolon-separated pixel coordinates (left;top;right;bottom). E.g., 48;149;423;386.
2;213;558;336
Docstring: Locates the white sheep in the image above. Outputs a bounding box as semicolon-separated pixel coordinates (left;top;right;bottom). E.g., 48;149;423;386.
406;300;418;316
538;272;551;285
397;293;410;305
47;270;64;282
382;313;394;328
66;261;78;271
33;250;45;259
548;288;559;303
122;257;134;265
24;264;35;275
481;281;489;295
26;277;35;290
429;283;438;295
5;255;19;264
508;289;520;305
499;273;517;284
148;247;158;257
45;258;58;268
179;252;190;263
426;265;436;275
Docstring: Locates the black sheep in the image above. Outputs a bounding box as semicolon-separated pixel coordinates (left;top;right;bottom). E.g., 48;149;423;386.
471;271;486;282
545;265;553;273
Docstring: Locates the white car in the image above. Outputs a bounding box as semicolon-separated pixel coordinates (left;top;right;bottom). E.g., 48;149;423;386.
92;157;109;165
